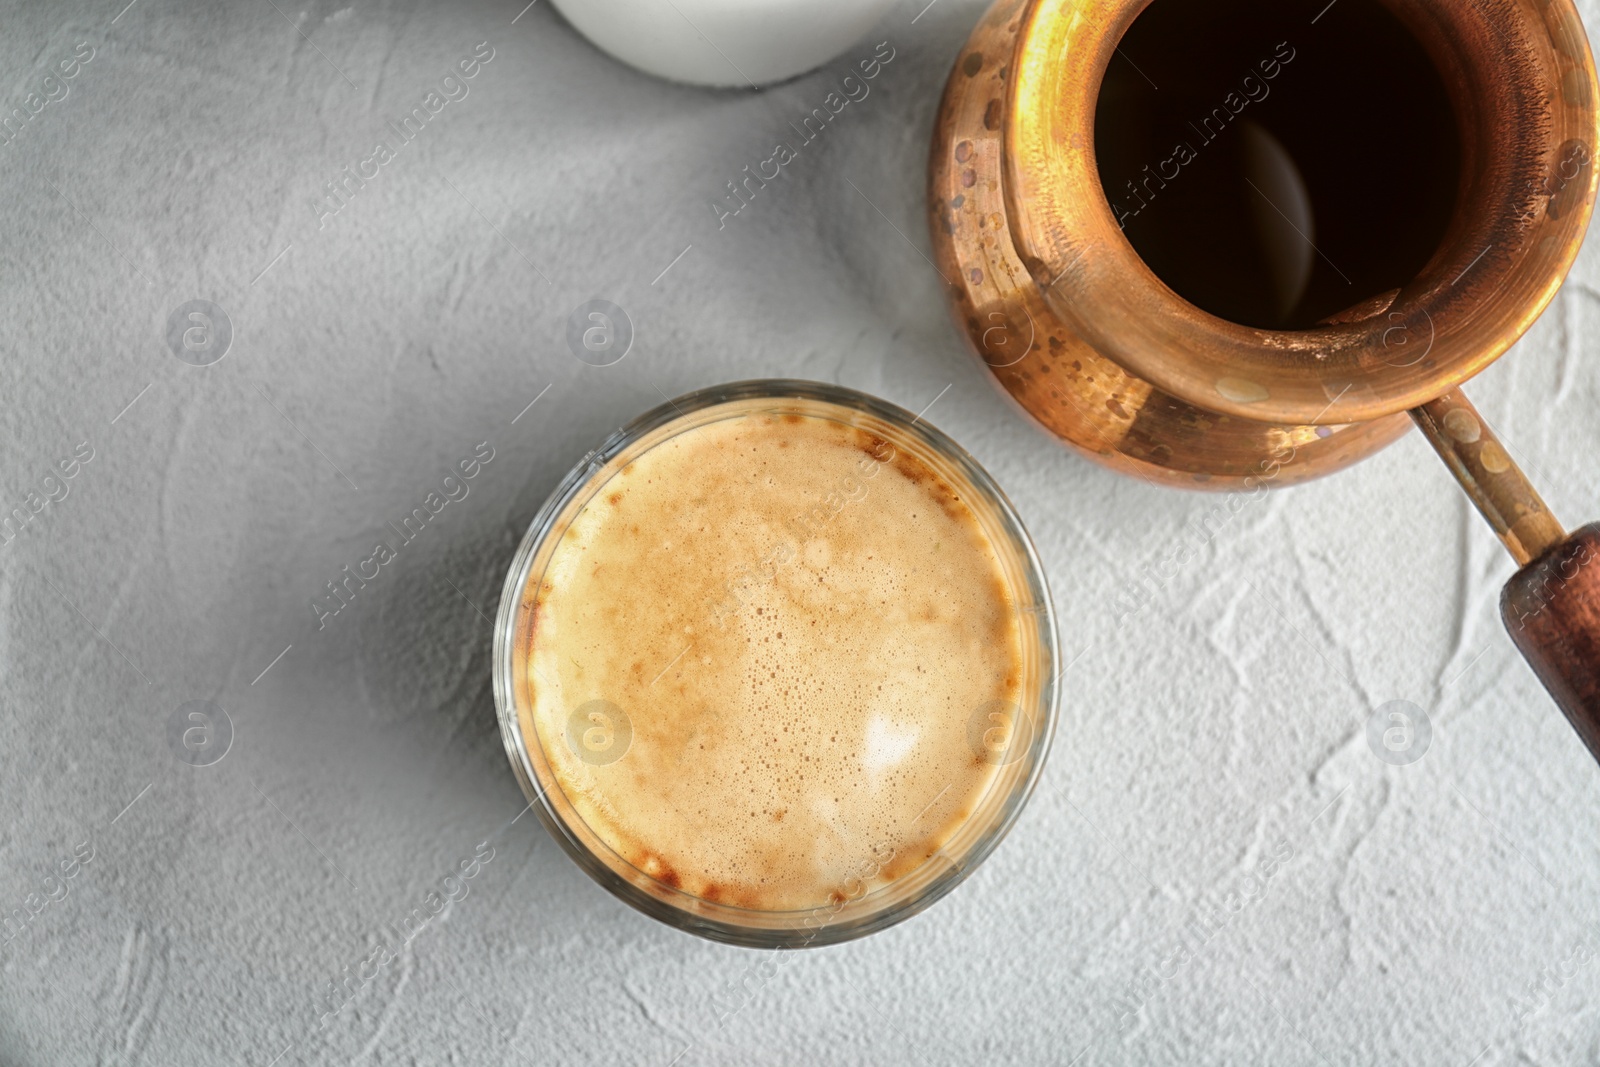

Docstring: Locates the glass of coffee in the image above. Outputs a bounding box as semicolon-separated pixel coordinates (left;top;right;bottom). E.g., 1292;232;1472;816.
493;381;1057;946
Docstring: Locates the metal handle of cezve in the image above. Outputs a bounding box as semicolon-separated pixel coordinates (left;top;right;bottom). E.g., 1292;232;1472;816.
1413;389;1600;761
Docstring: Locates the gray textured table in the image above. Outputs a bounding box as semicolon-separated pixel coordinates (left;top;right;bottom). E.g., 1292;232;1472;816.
4;1;1600;1064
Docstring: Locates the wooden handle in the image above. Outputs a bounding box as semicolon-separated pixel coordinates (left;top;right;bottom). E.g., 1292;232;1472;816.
1502;524;1600;762
1412;389;1600;763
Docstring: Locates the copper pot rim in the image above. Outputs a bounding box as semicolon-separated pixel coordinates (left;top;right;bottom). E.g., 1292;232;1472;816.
1002;0;1600;426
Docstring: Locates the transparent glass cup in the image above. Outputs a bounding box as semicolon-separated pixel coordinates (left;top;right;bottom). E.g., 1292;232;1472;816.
492;380;1058;947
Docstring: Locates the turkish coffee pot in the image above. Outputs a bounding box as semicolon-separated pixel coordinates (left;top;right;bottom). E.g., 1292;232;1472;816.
931;0;1600;759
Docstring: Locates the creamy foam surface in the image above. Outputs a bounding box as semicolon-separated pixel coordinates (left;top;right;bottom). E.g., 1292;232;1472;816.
522;410;1024;911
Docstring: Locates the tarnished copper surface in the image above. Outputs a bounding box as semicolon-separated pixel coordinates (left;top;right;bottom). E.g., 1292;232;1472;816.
1414;389;1567;566
929;0;1599;490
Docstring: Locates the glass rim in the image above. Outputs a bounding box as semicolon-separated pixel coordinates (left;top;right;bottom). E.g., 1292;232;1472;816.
492;378;1059;947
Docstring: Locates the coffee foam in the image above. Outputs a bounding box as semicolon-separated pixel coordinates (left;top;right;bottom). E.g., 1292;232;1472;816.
523;409;1025;911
